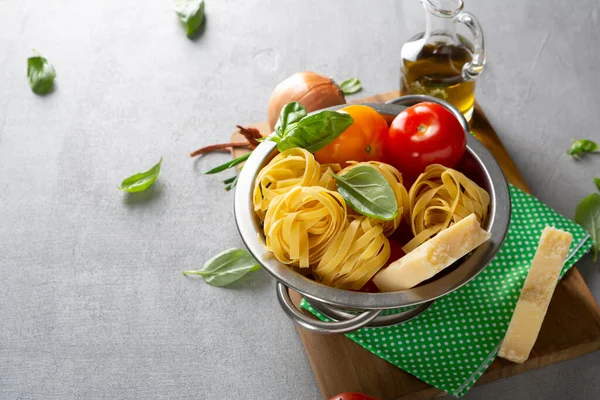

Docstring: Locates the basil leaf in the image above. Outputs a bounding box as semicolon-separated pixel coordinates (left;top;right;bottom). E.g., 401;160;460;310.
333;165;398;221
567;139;598;159
595;177;600;193
574;193;600;262
183;248;261;286
120;157;162;193
270;111;353;153
174;0;205;36
205;152;251;175
339;77;362;95
274;102;306;135
27;52;56;95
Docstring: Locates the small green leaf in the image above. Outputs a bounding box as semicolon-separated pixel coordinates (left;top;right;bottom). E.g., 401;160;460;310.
270;111;353;153
183;248;261;287
339;77;362;95
174;0;205;36
595;177;600;193
574;193;600;262
120;157;162;193
223;174;239;191
205;152;251;175
333;165;398;221
567;139;598;159
27;52;56;95
274;102;306;135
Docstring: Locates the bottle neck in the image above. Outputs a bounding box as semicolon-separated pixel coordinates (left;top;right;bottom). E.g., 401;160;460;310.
422;0;461;43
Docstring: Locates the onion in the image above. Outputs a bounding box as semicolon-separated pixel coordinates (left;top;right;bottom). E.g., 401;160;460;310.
267;71;346;131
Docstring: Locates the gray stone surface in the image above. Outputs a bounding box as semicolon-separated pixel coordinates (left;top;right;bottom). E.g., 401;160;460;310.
0;0;599;399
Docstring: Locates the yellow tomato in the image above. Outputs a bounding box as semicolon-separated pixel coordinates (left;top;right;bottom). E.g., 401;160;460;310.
315;105;388;166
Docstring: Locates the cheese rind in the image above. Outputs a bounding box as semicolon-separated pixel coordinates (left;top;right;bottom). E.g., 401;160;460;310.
372;214;491;292
498;227;573;363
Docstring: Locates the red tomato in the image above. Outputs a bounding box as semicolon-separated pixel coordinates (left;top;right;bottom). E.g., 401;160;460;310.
328;393;379;400
386;102;466;177
315;105;388;166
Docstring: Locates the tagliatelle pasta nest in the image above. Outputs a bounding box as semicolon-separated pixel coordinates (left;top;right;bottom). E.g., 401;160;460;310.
252;148;322;221
403;163;490;253
313;215;391;290
340;161;410;237
263;185;347;268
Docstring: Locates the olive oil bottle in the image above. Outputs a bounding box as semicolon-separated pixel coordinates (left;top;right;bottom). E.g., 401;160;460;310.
400;0;485;121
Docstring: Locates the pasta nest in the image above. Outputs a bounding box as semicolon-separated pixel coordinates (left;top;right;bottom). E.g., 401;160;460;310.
263;185;347;269
403;164;490;253
339;161;409;237
252;148;340;221
313;215;390;290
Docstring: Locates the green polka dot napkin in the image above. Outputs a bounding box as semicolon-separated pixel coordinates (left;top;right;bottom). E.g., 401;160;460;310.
301;184;592;397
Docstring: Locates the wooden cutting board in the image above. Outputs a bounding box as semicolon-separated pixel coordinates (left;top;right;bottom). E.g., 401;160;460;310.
228;91;600;399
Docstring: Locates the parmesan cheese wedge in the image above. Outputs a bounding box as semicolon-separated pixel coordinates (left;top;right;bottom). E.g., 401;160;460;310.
373;214;491;292
498;226;573;363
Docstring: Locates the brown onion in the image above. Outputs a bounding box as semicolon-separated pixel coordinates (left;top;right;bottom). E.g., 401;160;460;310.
267;71;346;131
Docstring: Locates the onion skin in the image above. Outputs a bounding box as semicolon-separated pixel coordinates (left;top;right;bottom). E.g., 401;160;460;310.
267;71;347;131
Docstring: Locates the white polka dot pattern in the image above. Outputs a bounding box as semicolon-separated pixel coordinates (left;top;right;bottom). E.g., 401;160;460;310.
301;184;592;397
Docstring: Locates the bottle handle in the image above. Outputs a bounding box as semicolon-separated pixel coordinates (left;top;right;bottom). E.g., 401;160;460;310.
457;11;485;81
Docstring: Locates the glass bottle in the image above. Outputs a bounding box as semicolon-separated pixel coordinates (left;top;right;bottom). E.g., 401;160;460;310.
400;0;485;121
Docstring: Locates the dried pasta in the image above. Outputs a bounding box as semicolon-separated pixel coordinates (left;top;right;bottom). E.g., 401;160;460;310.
313;215;390;290
403;164;490;253
263;185;347;268
339;161;409;237
253;148;321;221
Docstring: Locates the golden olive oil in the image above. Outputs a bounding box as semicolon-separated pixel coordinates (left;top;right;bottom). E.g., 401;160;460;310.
400;39;475;120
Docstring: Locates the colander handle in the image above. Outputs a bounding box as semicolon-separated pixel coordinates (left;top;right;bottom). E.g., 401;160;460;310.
276;283;381;335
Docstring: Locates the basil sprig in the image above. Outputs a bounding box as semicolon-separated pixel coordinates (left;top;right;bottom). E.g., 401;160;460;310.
333;165;398;221
269;104;353;153
119;157;162;192
205;103;353;175
183;248;261;286
339;77;362;95
567;139;598;159
27;51;56;95
174;0;205;36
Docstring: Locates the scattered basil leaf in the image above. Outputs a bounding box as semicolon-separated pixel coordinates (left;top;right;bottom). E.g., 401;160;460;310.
205;152;251;175
332;165;398;221
567;139;598;159
183;248;261;286
274;102;307;135
120;157;162;193
27;52;56;95
339;77;362;95
270;111;353;153
574;193;600;262
174;0;205;36
595;177;600;193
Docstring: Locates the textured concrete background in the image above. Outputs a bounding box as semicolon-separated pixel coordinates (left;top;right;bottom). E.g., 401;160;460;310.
1;0;599;399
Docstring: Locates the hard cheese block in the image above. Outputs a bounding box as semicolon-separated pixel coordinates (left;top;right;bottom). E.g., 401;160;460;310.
498;226;573;363
373;214;491;292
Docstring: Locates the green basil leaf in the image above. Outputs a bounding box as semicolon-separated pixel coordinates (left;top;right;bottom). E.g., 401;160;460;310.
339;77;362;95
174;0;205;36
274;102;307;136
574;193;600;262
271;111;353;153
120;157;162;192
205;152;251;175
27;53;56;95
595;177;600;193
567;139;598;159
333;165;398;221
183;248;261;286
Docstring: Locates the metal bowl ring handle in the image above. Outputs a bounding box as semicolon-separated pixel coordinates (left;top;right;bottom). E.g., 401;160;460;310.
276;283;382;335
